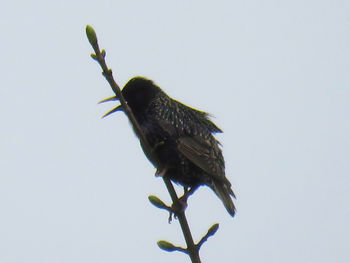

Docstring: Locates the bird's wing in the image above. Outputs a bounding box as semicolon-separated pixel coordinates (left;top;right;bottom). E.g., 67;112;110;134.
177;136;235;199
150;96;226;180
177;136;227;182
151;97;222;136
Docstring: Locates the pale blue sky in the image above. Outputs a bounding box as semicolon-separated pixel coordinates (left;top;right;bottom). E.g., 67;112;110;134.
1;1;349;262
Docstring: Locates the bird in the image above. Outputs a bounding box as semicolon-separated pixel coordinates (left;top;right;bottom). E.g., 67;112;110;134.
100;76;236;217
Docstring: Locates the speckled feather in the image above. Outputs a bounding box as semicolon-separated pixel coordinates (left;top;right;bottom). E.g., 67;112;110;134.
120;77;236;216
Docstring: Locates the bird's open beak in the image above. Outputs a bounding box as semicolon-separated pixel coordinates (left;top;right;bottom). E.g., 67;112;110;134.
98;96;118;104
101;105;123;118
98;96;123;118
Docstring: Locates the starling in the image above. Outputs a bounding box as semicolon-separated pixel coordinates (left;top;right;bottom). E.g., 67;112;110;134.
101;77;236;217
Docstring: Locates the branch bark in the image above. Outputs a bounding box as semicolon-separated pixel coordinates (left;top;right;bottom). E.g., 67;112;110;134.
86;25;201;263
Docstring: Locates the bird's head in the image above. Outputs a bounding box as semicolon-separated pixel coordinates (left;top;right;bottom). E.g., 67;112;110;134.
122;77;161;113
98;76;161;118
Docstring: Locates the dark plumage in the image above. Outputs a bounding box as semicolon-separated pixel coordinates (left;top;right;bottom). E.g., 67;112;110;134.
102;76;235;216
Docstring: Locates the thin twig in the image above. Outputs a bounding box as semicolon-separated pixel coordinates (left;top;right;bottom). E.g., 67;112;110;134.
196;223;219;250
162;178;201;262
86;25;201;263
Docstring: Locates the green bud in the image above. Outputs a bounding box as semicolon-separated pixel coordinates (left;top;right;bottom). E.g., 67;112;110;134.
101;49;106;58
86;25;97;45
207;223;219;237
157;240;177;252
148;195;168;210
90;53;97;60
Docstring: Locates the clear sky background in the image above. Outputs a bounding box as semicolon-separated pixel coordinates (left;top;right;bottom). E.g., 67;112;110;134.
1;1;349;262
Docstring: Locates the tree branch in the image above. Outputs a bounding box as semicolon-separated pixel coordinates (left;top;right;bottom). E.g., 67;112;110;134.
86;25;202;263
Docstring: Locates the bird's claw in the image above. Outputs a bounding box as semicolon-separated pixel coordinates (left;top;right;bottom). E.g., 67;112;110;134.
168;211;175;223
167;198;187;224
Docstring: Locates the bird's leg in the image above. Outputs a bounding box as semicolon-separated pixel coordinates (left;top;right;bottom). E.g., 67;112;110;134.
169;186;199;222
155;166;168;177
183;186;189;195
153;166;177;222
178;185;198;205
152;141;166;177
151;141;165;153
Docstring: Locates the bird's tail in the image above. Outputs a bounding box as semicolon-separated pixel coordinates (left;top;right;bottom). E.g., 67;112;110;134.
212;181;236;217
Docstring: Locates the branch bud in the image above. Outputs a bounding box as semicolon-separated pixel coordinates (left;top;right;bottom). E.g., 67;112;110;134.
86;25;98;45
148;195;168;210
90;53;97;60
207;223;219;237
101;49;106;58
157;240;177;252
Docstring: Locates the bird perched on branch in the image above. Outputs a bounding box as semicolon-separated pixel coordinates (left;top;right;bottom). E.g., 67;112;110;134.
100;77;236;217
